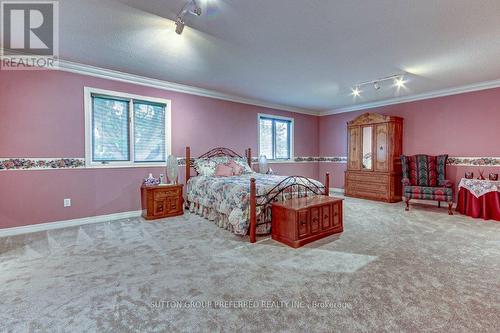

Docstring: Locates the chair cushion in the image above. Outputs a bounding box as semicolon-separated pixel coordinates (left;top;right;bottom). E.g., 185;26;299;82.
404;185;453;201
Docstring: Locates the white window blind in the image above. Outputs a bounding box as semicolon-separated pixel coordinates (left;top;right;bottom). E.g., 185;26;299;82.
134;101;166;163
92;96;130;162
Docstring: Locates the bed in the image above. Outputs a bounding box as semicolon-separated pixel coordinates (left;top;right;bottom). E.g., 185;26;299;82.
185;147;330;243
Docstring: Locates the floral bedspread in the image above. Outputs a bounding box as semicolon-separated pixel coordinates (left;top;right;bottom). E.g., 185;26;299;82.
187;173;324;236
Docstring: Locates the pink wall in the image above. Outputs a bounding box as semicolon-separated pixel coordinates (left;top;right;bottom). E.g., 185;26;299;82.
0;70;319;228
1;69;499;229
319;87;500;190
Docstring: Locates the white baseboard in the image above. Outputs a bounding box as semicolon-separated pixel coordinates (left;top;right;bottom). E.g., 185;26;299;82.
0;210;143;238
330;188;345;194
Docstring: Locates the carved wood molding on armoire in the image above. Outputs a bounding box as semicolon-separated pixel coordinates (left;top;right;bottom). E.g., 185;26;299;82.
345;112;403;203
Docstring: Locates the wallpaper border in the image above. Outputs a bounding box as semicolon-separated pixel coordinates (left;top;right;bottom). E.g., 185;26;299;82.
0;158;86;171
1;156;499;171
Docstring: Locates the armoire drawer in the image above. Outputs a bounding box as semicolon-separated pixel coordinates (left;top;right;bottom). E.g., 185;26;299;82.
346;173;389;185
348;182;388;193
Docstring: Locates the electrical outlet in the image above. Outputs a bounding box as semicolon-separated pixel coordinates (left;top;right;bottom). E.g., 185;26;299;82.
64;198;71;207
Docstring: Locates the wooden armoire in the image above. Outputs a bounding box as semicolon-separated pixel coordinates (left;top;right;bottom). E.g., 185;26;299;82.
345;113;403;203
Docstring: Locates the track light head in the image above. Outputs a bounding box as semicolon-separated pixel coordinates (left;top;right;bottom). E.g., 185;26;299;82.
189;5;202;16
373;81;380;90
351;87;361;97
394;76;405;88
175;17;185;35
174;0;202;35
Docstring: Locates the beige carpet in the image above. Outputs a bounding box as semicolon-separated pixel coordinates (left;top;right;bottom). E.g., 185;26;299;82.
1;198;499;332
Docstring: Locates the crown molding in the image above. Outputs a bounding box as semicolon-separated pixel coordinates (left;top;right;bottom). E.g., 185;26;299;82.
320;78;500;116
3;50;499;117
56;60;320;116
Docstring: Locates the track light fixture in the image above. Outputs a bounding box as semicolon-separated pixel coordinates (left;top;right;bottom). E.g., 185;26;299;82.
175;0;202;35
350;74;405;96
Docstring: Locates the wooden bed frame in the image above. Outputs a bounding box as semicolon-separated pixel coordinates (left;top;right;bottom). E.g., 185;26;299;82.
185;146;330;243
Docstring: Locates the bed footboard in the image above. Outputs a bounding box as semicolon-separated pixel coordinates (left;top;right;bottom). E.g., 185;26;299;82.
249;173;330;243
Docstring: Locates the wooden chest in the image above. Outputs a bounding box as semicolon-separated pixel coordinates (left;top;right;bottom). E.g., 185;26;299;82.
272;196;344;248
141;184;184;220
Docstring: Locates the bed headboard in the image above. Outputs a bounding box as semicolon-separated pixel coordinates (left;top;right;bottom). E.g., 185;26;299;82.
185;146;252;184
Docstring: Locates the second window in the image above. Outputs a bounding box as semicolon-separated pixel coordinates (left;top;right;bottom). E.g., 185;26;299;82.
258;114;293;160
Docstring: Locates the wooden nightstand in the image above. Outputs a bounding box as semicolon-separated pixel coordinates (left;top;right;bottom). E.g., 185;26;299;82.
141;184;184;220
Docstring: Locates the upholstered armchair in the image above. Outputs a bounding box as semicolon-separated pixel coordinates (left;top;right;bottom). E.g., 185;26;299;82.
401;155;454;215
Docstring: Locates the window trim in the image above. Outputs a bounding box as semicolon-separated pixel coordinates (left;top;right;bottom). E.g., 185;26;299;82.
257;113;294;161
84;87;172;168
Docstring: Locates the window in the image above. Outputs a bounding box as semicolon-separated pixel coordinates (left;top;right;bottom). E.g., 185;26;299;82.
85;88;171;167
258;114;294;160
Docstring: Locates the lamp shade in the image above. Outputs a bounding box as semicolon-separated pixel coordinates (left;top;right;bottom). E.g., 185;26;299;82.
166;155;179;184
259;155;268;174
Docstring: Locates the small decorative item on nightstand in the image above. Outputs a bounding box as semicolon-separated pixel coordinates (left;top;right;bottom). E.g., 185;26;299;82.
465;172;474;179
489;173;499;181
141;184;184;220
166;155;179;184
259;155;269;174
144;173;160;186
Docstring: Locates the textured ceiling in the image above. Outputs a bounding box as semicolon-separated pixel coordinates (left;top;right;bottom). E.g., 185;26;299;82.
57;0;500;112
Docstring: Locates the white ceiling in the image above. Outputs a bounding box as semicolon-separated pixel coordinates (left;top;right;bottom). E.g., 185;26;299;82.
58;0;500;113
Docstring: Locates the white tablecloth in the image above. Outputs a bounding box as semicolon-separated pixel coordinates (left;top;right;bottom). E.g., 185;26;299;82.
458;178;500;198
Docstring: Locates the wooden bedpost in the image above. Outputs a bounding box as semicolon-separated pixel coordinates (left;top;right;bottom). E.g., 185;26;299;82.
325;173;330;196
247;148;252;169
249;178;257;243
186;146;191;184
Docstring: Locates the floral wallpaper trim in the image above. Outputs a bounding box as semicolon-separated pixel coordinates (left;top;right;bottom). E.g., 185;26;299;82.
316;157;349;163
193;156;500;166
181;157;343;165
447;157;500;166
2;156;498;170
0;158;85;170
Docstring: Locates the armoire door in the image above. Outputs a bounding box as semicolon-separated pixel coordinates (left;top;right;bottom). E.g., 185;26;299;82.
375;123;388;171
348;126;361;170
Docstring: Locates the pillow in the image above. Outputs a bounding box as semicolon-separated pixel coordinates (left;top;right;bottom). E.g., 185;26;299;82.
214;164;234;177
231;158;254;174
194;157;253;176
193;159;219;176
227;160;244;176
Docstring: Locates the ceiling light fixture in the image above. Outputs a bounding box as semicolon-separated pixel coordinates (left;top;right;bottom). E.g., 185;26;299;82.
175;0;202;35
350;74;406;96
351;86;361;97
394;76;405;88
